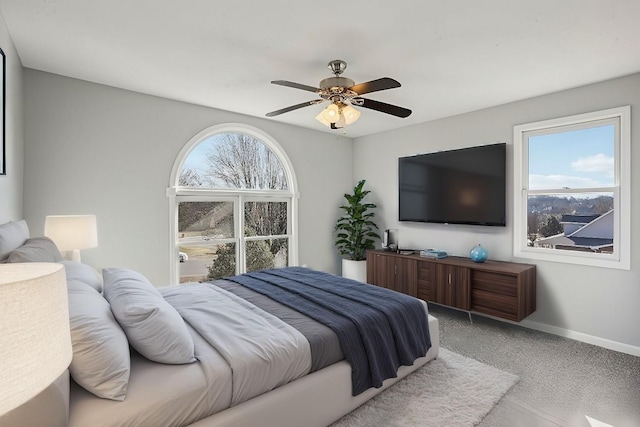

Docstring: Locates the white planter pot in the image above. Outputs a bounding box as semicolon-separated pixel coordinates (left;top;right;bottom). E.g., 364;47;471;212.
341;259;367;282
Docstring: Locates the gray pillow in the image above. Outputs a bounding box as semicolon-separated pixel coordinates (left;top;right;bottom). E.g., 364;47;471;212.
102;268;196;365
61;260;103;292
7;236;63;263
67;279;130;401
0;220;29;262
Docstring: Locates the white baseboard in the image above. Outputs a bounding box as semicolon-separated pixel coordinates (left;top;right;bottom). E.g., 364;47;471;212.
518;318;640;357
431;304;640;357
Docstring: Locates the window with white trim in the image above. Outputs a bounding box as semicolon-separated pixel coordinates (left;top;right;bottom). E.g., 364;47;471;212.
513;106;630;270
168;124;298;283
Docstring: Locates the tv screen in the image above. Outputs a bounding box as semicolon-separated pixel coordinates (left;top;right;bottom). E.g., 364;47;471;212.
398;143;506;226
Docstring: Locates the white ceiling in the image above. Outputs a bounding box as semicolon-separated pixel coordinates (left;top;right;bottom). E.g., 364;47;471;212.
1;0;639;138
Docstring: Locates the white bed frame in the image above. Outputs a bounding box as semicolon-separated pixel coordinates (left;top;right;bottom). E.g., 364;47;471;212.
190;314;440;427
1;306;438;427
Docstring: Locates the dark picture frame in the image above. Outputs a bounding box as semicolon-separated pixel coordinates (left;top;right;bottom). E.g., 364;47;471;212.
0;47;5;175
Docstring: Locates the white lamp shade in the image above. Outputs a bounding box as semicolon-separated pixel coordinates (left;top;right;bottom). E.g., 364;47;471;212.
315;110;331;126
342;105;361;125
0;263;71;415
316;104;360;128
321;103;340;123
44;215;98;252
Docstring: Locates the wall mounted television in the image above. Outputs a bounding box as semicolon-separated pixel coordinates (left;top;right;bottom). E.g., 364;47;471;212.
398;143;506;226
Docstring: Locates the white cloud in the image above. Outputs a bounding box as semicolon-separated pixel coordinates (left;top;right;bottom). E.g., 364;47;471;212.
571;153;613;173
529;174;608;190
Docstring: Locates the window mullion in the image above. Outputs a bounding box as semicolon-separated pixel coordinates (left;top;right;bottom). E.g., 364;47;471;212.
527;186;618;195
236;195;245;275
245;234;290;241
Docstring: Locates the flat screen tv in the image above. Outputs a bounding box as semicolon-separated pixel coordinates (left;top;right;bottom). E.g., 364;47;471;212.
398;143;506;226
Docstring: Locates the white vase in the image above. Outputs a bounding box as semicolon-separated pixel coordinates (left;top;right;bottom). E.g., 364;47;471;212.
342;259;367;282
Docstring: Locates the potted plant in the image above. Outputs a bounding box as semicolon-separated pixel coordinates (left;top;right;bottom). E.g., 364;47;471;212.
335;179;381;281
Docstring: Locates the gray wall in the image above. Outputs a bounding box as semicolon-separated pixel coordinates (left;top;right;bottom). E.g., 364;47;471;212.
353;73;640;354
0;17;24;223
23;70;352;284
22;64;640;354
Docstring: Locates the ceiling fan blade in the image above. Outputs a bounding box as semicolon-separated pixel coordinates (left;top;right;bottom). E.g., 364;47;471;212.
266;100;323;117
356;98;412;118
271;80;321;93
349;78;401;95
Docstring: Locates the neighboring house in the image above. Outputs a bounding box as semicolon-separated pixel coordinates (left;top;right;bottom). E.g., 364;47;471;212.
535;210;614;253
560;214;601;235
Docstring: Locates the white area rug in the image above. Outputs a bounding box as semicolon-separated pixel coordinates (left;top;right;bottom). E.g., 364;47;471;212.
330;348;519;427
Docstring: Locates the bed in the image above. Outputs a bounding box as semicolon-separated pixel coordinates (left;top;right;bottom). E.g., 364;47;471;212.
0;220;440;427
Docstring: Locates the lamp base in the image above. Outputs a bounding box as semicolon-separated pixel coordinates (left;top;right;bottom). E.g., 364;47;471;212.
0;371;69;427
63;250;82;263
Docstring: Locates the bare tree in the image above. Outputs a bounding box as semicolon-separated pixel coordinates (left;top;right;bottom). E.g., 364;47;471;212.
179;168;204;187
205;133;288;190
527;211;540;246
199;133;290;267
592;196;613;214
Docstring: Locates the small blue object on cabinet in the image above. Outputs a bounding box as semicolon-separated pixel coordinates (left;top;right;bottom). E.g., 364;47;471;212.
470;244;488;263
419;249;448;259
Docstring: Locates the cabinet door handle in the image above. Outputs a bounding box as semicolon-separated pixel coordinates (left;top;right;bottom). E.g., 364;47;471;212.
448;273;452;285
394;264;397;275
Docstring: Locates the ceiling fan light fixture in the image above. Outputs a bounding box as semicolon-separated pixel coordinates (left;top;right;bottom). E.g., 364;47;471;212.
342;104;361;125
316;103;359;129
315;111;331;126
321;103;340;123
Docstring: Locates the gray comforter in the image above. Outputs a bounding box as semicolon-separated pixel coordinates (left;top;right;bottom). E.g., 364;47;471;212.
213;280;344;372
227;267;431;396
162;283;311;406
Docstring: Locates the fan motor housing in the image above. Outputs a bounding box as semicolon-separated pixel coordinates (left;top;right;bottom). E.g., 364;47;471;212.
319;76;355;90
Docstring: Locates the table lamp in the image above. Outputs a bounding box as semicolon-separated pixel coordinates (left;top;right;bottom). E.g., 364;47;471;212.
0;263;72;417
44;215;98;262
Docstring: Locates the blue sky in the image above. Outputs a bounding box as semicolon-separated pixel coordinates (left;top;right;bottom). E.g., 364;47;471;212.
528;124;615;190
182;135;225;173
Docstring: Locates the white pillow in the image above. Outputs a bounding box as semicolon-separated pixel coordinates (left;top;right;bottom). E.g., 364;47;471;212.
0;220;29;262
61;260;103;292
102;268;196;364
67;279;130;400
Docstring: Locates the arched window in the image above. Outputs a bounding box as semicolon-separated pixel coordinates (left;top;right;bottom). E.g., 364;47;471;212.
167;124;298;284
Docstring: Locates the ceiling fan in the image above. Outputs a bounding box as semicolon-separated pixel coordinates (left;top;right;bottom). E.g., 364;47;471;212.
266;60;412;129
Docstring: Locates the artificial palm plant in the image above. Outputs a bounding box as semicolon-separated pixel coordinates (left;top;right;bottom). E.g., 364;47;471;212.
335;179;381;261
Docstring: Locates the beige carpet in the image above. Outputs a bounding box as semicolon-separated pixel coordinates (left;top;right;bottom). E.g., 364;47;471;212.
330;348;519;427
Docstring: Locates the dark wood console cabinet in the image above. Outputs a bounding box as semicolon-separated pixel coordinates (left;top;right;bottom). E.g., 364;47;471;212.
366;250;536;322
368;252;418;297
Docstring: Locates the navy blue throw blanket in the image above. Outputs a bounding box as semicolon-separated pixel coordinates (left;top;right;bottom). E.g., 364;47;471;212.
226;267;431;396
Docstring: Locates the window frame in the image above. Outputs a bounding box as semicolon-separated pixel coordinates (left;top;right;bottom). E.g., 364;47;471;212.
167;123;299;284
513;106;630;270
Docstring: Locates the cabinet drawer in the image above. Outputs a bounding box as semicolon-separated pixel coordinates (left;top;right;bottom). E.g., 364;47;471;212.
417;262;433;281
417;261;433;301
472;270;517;297
471;289;518;319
